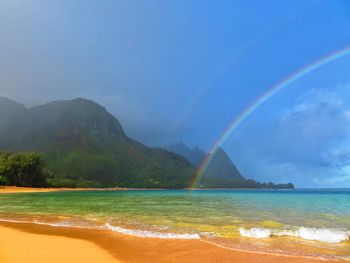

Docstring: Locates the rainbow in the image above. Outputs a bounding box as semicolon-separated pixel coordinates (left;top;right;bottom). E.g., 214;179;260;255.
191;45;350;188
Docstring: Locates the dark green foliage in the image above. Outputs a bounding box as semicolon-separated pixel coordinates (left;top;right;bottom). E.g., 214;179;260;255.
0;175;9;185
0;98;293;189
0;151;47;187
0;98;195;188
198;177;294;189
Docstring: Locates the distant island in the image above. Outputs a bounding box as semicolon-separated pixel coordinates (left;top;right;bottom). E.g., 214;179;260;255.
0;97;293;189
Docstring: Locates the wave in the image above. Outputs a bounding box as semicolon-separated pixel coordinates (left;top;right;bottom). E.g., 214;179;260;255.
1;216;349;243
0;218;102;229
239;227;272;239
240;226;350;243
105;223;201;239
0;218;200;240
2;217;349;262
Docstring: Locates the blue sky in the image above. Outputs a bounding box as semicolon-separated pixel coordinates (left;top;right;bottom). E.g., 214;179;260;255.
1;0;350;187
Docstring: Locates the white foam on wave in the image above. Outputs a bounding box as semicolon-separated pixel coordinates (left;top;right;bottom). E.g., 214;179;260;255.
296;227;350;243
0;218;200;239
240;226;350;244
33;220;71;227
0;218;104;230
105;223;200;239
0;218;31;224
32;219;100;229
239;227;272;239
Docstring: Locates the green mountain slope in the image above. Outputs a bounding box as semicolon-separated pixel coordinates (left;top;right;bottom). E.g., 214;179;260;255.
202;147;245;181
164;142;294;189
164;143;205;167
0;98;194;188
165;142;244;187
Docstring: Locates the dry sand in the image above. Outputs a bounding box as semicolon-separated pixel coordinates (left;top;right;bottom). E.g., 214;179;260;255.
0;224;120;263
0;186;92;194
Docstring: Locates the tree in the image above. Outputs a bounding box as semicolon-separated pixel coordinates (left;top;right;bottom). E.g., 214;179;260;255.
0;151;48;187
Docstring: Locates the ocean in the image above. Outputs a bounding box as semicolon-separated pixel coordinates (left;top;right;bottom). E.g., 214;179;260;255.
0;189;349;260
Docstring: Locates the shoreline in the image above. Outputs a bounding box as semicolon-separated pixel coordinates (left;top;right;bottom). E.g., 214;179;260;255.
0;186;191;194
4;186;347;195
1;187;348;262
0;186;153;194
0;221;338;263
0;186;295;195
0;186;98;194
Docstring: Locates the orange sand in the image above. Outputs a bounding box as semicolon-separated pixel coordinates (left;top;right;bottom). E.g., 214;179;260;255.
0;224;120;263
0;186;164;194
0;186;93;194
0;221;335;263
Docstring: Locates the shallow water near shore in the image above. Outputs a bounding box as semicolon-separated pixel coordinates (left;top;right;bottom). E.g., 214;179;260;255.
0;189;349;260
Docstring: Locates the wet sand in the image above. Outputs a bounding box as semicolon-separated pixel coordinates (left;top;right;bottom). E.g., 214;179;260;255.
0;221;334;263
0;186;94;194
0;186;165;194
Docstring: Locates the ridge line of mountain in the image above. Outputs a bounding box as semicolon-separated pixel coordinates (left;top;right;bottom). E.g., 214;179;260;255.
0;97;293;189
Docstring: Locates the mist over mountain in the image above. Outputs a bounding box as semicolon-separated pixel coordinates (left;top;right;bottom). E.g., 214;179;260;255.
0;97;194;188
165;142;293;189
0;97;26;131
164;142;244;187
164;142;206;167
0;97;293;189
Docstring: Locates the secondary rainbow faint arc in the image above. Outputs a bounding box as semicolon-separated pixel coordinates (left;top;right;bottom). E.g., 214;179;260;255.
191;45;350;188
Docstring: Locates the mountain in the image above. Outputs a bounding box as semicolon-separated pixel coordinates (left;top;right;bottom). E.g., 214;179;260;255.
0;98;195;188
164;142;243;187
164;142;205;167
164;142;294;189
202;147;245;181
0;97;26;132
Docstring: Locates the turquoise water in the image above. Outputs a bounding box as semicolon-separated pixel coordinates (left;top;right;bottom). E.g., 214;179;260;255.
0;189;349;259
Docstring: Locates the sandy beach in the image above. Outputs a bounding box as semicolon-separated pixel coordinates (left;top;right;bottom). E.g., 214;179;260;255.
0;221;333;263
0;186;166;194
0;224;119;263
0;187;343;263
0;186;93;194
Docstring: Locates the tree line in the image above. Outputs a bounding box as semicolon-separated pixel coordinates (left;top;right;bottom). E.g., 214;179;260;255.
0;150;294;189
0;151;48;187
